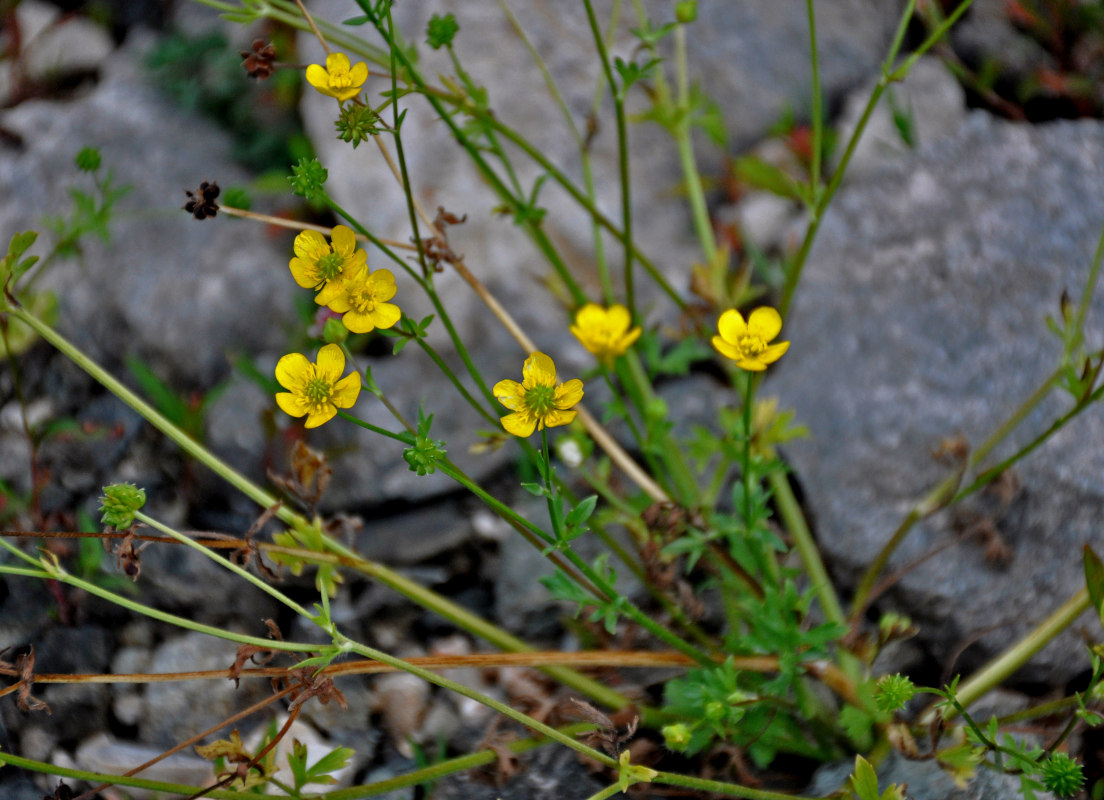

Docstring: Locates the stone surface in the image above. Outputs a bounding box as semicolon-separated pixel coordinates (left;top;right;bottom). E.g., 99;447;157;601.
0;32;295;388
832;55;968;180
769;113;1104;683
139;631;271;747
70;732;214;800
808;750;1055;800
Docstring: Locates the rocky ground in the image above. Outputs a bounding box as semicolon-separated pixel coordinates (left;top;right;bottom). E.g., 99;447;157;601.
1;1;1103;798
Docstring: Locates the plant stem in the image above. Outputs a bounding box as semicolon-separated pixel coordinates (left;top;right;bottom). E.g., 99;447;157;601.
931;588;1091;720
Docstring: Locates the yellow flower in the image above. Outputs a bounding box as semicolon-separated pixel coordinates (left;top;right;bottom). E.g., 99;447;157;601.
493;352;584;437
569;303;642;365
275;344;361;428
305;52;368;102
712;306;790;371
289;225;366;301
322;264;402;334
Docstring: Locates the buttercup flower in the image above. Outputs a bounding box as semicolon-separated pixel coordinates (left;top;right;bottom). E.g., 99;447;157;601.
570;303;642;365
290;225;366;302
712;306;790;371
322;264;402;334
494;352;584;437
275;344;361;428
305;52;368;102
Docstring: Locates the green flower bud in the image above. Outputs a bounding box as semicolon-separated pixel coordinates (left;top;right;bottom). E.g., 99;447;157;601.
675;1;697;23
335;104;382;149
403;433;447;476
426;13;459;49
1040;752;1083;798
322;317;349;344
874;673;917;713
99;483;146;529
74;146;102;172
288;158;328;200
704;700;725;721
662;723;692;751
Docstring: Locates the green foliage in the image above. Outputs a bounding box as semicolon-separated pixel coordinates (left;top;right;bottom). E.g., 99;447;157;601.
286;740;355;792
541;553;623;633
1086;545;1104;625
849;755;906;800
99;483;146;529
42;153;131;260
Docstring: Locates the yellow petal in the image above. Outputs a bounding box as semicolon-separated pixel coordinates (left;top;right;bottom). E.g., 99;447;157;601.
542;408;577;429
325;52;352;73
759;340;790;364
341;310;375;334
304;405;338;429
523;352;556;389
331;373;362;408
275;353;311;391
717;309;747;344
554;378;584;409
493;379;525;410
289;258;317;288
330;225;356;255
574;303;604;328
501;411;537;437
315;343;346;380
370;302;402;330
747;307;783;341
293;230;327;261
619;325;642;350
315;280;345;307
305;64;334;95
368;269;398;302
711;335;741;362
348;60;369;85
737;357;768;372
607;304;632;334
276;392;308;418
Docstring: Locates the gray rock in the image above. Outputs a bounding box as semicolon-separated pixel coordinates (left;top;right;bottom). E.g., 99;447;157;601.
808;750;1055;800
769;113;1104;683
140;631;270;747
832;55;968;180
72;732;214;800
0;32;295;388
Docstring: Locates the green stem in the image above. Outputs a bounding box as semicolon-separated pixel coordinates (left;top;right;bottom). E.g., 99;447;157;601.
673;24;718;264
581;0;634;315
0;751;271;800
541;429;567;540
341;638;617;769
653;768;828;800
806;0;824;193
134;510;317;621
932;588;1091;720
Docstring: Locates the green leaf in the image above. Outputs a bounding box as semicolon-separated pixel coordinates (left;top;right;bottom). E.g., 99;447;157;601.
733;155;802;200
564;494;598;530
521;481;548;498
1085;545;1104;624
850;755;880;800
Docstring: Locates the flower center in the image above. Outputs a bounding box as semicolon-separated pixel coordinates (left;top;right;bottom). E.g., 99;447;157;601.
329;65;354;88
316;252;345;281
347;282;381;313
523;384;556;417
304;376;333;407
738;334;767;358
